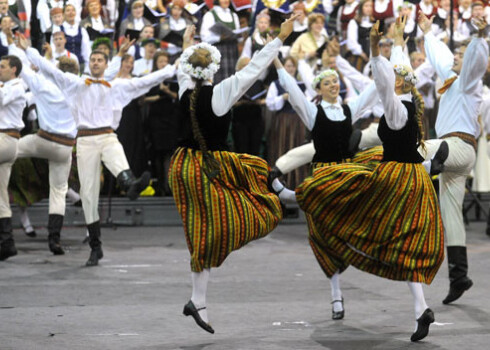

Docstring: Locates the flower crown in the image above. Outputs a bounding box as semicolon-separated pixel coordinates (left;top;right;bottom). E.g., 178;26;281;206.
180;42;221;81
393;64;418;85
312;69;339;89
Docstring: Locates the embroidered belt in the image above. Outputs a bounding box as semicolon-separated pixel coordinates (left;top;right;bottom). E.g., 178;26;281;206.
38;129;75;146
77;127;114;137
0;128;20;139
440;132;477;152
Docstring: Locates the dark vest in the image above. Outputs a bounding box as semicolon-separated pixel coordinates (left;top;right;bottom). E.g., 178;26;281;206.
378;100;424;163
60;24;84;64
0;39;7;57
358;24;371;56
311;104;353;163
274;80;306;114
178;86;231;151
134;43;142;60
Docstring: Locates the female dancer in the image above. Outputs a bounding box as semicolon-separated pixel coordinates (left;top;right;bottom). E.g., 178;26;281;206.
169;15;297;334
294;19;444;341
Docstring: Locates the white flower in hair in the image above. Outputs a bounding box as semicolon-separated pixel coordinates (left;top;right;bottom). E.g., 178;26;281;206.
180;42;221;81
393;64;418;85
312;69;339;89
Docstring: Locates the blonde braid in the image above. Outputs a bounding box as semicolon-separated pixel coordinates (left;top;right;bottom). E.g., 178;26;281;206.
411;86;426;153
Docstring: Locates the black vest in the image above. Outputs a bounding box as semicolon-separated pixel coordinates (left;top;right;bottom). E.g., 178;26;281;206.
378;100;424;163
274;80;306;114
311;104;353;163
178;86;231;151
358;25;370;56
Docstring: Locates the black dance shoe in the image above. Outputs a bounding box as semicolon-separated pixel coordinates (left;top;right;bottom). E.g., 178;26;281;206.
430;141;449;176
24;229;37;238
442;277;473;305
85;247;103;267
410;308;435;342
183;300;215;334
0;240;17;261
331;298;344;320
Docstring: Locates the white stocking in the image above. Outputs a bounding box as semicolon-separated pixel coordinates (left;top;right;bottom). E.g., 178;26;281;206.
66;188;81;203
272;178;297;204
422;160;431;174
407;282;429;329
19;207;34;233
191;268;210;323
330;272;343;312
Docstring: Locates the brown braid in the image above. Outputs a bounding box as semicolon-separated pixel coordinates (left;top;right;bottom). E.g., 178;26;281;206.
188;59;221;179
411;86;426;153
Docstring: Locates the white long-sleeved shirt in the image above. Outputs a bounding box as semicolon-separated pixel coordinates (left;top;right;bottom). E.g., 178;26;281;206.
346;17;373;56
424;31;489;138
9;44;76;137
178;37;283;117
277;67;378;131
481;87;490;135
371;55;412;130
0;78;25;130
200;6;240;45
26;47;176;130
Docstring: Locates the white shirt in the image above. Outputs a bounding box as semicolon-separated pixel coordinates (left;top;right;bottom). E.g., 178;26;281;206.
36;0;79;33
61;21;91;65
127;45;145;59
200;6;240;45
133;17;145;31
424;32;489;138
0;31;8;47
52;49;80;65
481;86;490;135
277;66;379;131
90;16;105;31
336;2;359;34
26;47;176;130
347;17;373;56
133;57;153;77
177;37;283;117
0;78;26;130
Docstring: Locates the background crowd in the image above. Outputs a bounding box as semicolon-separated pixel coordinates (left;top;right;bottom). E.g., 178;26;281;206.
2;0;490;199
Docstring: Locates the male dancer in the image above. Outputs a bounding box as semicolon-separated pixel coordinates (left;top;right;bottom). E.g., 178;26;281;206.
0;54;25;261
418;12;489;304
16;34;176;266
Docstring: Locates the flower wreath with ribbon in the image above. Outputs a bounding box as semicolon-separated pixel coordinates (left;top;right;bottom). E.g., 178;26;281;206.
312;69;339;89
393;64;418;85
180;42;221;81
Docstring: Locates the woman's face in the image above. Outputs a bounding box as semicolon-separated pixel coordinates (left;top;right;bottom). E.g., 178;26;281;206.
362;1;373;17
171;6;183;19
132;4;144;18
256;17;270;32
121;56;134;74
88;1;101;17
294;9;306;21
310;18;324;35
318;74;340;102
284;59;297;77
219;0;230;9
156;55;169;70
64;5;76;23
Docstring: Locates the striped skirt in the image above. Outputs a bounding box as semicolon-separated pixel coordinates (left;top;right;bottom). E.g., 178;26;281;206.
296;159;444;284
169;147;283;272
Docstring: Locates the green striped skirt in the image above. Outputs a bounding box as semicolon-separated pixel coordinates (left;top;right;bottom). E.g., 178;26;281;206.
297;159;444;284
169;147;283;272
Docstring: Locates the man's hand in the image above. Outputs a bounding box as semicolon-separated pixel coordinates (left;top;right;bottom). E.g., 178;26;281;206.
4;27;14;45
183;25;196;50
393;15;407;47
43;42;53;60
15;33;29;51
277;13;300;42
370;20;383;57
473;17;488;38
117;35;136;57
418;11;434;35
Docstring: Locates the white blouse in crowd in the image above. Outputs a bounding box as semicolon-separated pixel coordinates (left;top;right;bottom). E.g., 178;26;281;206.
26;47;176;130
133;57;154;77
9;44;77;138
346;17;373;56
52;49;80;65
424;31;489;138
177;37;283;117
37;0;80;33
336;1;359;35
0;78;26;130
90;16;105;32
276;66;378;131
200;6;240;45
240;31;267;59
132;17;146;31
374;0;402;17
60;21;91;65
127;45;146;59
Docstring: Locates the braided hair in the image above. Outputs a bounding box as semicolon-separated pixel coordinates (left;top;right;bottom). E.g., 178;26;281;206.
411;86;426;152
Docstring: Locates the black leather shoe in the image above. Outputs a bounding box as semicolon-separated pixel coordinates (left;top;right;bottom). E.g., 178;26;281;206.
430;141;449;176
48;236;65;255
331;298;344;320
24;229;37;238
183;300;215;334
411;308;435;342
127;171;151;201
443;277;473;304
85;247;103;266
0;241;17;261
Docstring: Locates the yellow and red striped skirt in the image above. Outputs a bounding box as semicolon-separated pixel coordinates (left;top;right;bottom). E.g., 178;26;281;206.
296;160;444;284
169;147;283;272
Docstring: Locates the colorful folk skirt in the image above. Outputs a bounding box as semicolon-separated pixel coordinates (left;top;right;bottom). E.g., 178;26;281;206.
296;159;444;284
169;147;283;272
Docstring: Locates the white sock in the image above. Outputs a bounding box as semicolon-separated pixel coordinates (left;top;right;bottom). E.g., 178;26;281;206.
272;179;297;204
66;188;81;202
422;160;432;175
191;268;210;323
330;272;343;312
407;282;428;330
20;207;34;233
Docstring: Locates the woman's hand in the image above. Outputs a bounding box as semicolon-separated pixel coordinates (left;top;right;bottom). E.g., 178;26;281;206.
393;15;407;47
370;21;383;57
418;11;434;35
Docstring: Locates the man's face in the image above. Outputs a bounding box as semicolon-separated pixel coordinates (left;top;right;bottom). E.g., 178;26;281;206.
472;5;484;19
53;33;66;49
144;43;157;58
89;53;108;77
0;0;8;15
0;59;15;82
379;43;392;58
411;53;425;69
453;46;467;74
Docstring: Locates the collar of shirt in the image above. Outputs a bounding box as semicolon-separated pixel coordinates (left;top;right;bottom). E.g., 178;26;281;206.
399;92;412;102
62;21;77;30
321;100;342;110
3;78;21;88
215;6;230;14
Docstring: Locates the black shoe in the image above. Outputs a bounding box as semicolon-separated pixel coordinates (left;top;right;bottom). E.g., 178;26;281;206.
183;300;215;334
85;247;103;266
48;237;65;255
73;199;83;207
331;298;344;320
430;141;449;176
486;225;490;237
443;277;473;304
411;308;435;342
24;229;37;238
128;171;151;201
0;240;17;261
